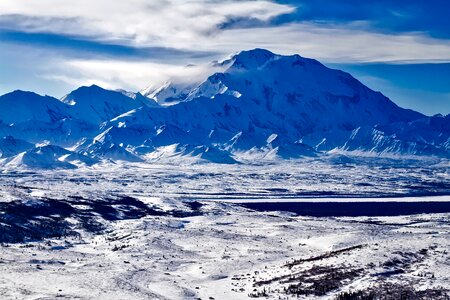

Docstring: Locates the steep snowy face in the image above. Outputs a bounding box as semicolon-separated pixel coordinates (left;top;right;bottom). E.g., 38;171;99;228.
61;85;146;125
377;114;450;150
4;145;76;170
116;90;160;108
81;139;144;162
141;81;198;106
0;91;69;124
0;136;34;158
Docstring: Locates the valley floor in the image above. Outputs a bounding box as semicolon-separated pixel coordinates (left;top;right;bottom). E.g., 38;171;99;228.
0;158;449;299
1;205;449;299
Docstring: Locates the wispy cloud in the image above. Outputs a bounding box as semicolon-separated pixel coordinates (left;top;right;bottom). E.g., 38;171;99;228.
210;23;450;63
44;59;226;92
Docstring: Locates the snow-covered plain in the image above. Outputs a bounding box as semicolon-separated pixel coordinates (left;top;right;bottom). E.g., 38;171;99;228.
0;157;449;299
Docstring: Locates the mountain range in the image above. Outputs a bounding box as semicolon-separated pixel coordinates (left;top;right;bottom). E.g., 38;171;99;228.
1;49;449;169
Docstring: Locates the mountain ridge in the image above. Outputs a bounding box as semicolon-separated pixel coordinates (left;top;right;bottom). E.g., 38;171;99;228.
1;49;449;169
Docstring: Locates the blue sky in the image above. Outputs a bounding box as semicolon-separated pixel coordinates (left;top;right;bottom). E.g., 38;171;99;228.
0;0;449;115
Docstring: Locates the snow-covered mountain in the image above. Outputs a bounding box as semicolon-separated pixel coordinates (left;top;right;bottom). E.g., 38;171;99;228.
0;90;69;124
0;136;34;158
1;49;449;168
61;85;156;125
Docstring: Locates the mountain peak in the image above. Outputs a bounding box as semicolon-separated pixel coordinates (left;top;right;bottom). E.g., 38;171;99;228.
61;84;123;105
67;84;104;95
0;90;67;125
230;48;278;69
0;90;61;108
235;48;276;58
1;90;45;100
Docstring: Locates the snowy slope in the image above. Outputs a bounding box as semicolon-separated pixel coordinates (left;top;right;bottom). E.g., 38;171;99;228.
0;136;34;158
0;91;69;124
1;144;100;170
140;81;197;106
61;85;148;125
4;145;76;169
0;91;98;146
81;140;144;162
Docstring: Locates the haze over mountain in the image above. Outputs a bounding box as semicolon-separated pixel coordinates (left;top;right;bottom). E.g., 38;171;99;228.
0;49;449;169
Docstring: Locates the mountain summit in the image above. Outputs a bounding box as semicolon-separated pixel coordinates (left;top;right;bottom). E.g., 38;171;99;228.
0;49;448;168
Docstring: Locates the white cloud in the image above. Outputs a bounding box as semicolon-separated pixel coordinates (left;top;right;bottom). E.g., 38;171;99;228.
0;0;294;46
202;23;450;63
2;0;450;64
